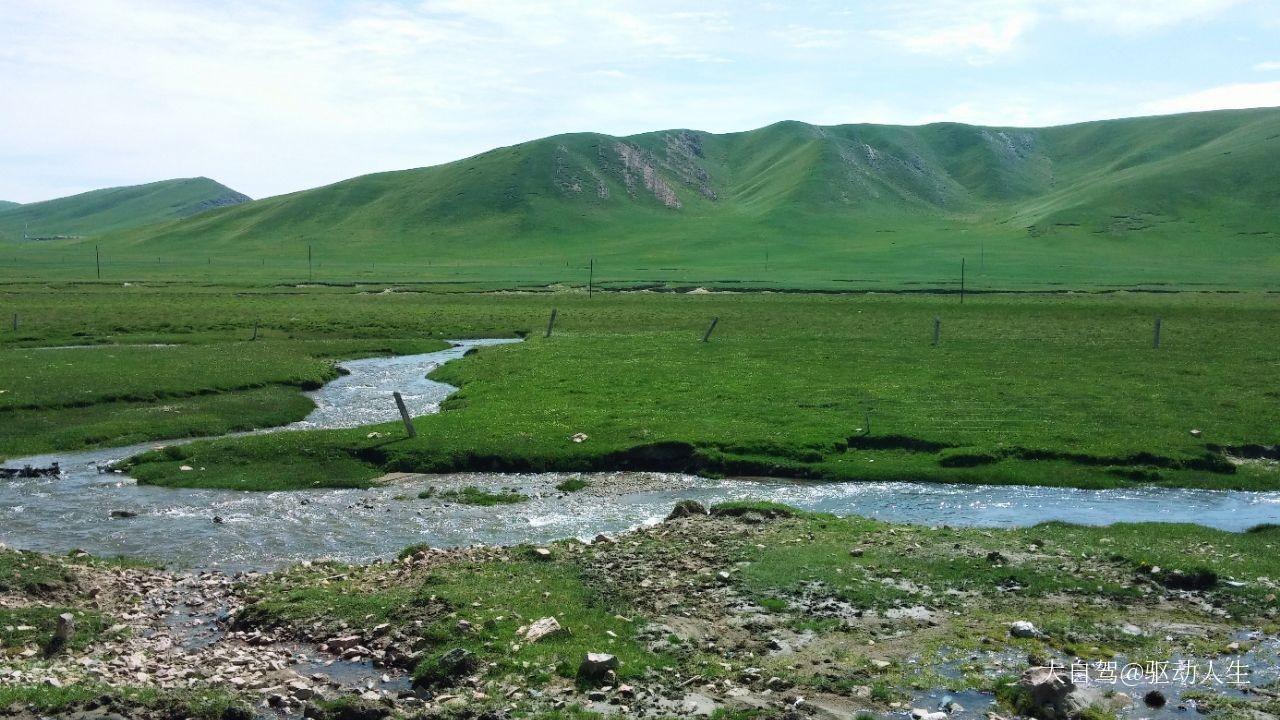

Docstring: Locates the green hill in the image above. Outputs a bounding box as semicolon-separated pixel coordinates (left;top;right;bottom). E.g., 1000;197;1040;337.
9;108;1280;289
0;201;19;210
0;177;248;241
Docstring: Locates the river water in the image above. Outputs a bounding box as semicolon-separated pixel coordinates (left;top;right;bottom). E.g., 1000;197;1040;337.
3;340;1279;571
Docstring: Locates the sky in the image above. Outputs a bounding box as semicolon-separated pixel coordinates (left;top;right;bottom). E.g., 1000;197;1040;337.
1;0;1279;203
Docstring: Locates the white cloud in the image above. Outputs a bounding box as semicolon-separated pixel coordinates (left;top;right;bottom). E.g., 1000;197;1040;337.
1256;61;1280;71
1056;0;1244;33
871;1;1038;62
1143;81;1280;114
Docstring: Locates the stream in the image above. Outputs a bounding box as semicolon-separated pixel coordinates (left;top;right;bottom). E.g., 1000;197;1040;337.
3;339;1280;571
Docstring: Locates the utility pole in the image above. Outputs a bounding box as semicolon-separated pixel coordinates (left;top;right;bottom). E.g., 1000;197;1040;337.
960;257;965;304
95;245;101;280
588;258;594;297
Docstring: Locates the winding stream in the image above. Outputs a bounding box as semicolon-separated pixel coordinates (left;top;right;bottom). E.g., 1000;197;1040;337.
3;339;1279;571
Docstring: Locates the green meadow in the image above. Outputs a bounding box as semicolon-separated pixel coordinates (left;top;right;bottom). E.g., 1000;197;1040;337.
3;109;1279;291
2;283;1275;490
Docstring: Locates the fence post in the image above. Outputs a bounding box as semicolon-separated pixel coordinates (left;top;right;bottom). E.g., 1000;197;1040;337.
1153;317;1162;349
251;321;259;341
11;313;16;332
393;391;416;438
545;308;558;338
702;317;719;342
932;317;941;346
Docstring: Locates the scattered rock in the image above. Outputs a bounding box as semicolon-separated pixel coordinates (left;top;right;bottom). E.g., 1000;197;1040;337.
578;652;618;683
1010;620;1042;639
666;500;708;520
414;647;478;689
521;616;564;643
1144;690;1167;708
109;510;138;519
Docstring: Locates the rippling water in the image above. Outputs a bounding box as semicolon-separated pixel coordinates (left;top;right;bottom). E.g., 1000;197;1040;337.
3;339;1279;571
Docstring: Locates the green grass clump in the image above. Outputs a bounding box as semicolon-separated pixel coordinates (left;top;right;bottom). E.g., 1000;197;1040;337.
555;477;591;492
0;549;75;596
419;485;529;506
0;607;108;651
0;684;251;720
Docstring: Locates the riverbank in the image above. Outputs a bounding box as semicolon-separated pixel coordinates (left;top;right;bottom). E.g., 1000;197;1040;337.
3;505;1279;719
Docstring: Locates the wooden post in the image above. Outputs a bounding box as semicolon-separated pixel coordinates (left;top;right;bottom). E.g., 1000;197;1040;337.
95;245;101;280
960;257;965;304
308;244;313;282
1153;317;1162;349
932;317;941;346
11;313;16;333
588;258;594;298
393;391;416;438
545;308;558;337
251;321;259;341
702;316;719;342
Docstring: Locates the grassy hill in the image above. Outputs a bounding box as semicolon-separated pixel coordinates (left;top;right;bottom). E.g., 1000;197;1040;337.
0;201;19;211
0;177;248;242
5;108;1279;289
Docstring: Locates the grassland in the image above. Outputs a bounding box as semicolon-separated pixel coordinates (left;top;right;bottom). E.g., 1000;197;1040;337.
12;285;1253;491
1;284;1275;488
3;109;1279;291
0;336;449;460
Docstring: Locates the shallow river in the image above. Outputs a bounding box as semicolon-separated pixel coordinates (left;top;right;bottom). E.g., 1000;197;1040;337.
3;340;1279;570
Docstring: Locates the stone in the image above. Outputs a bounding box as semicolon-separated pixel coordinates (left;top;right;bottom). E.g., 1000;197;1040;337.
1018;665;1073;714
110;510;138;519
1144;690;1167;708
1010;620;1041;639
326;635;362;652
288;681;314;700
413;648;477;689
849;548;865;557
666;500;708;520
578;652;618;683
532;547;553;559
521;617;564;643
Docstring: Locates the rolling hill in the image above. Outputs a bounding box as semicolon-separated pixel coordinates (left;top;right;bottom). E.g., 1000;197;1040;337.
8;108;1280;289
0;177;248;241
0;201;19;210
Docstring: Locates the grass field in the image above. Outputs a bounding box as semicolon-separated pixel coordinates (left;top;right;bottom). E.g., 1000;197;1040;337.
0;316;449;459
2;283;1276;491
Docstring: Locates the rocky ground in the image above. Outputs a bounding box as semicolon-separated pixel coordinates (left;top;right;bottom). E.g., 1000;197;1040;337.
2;502;1279;720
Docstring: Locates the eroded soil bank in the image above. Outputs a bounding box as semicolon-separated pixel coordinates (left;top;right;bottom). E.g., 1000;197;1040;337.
4;504;1279;720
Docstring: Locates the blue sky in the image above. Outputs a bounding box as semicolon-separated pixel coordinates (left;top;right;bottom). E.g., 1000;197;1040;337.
1;0;1278;202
